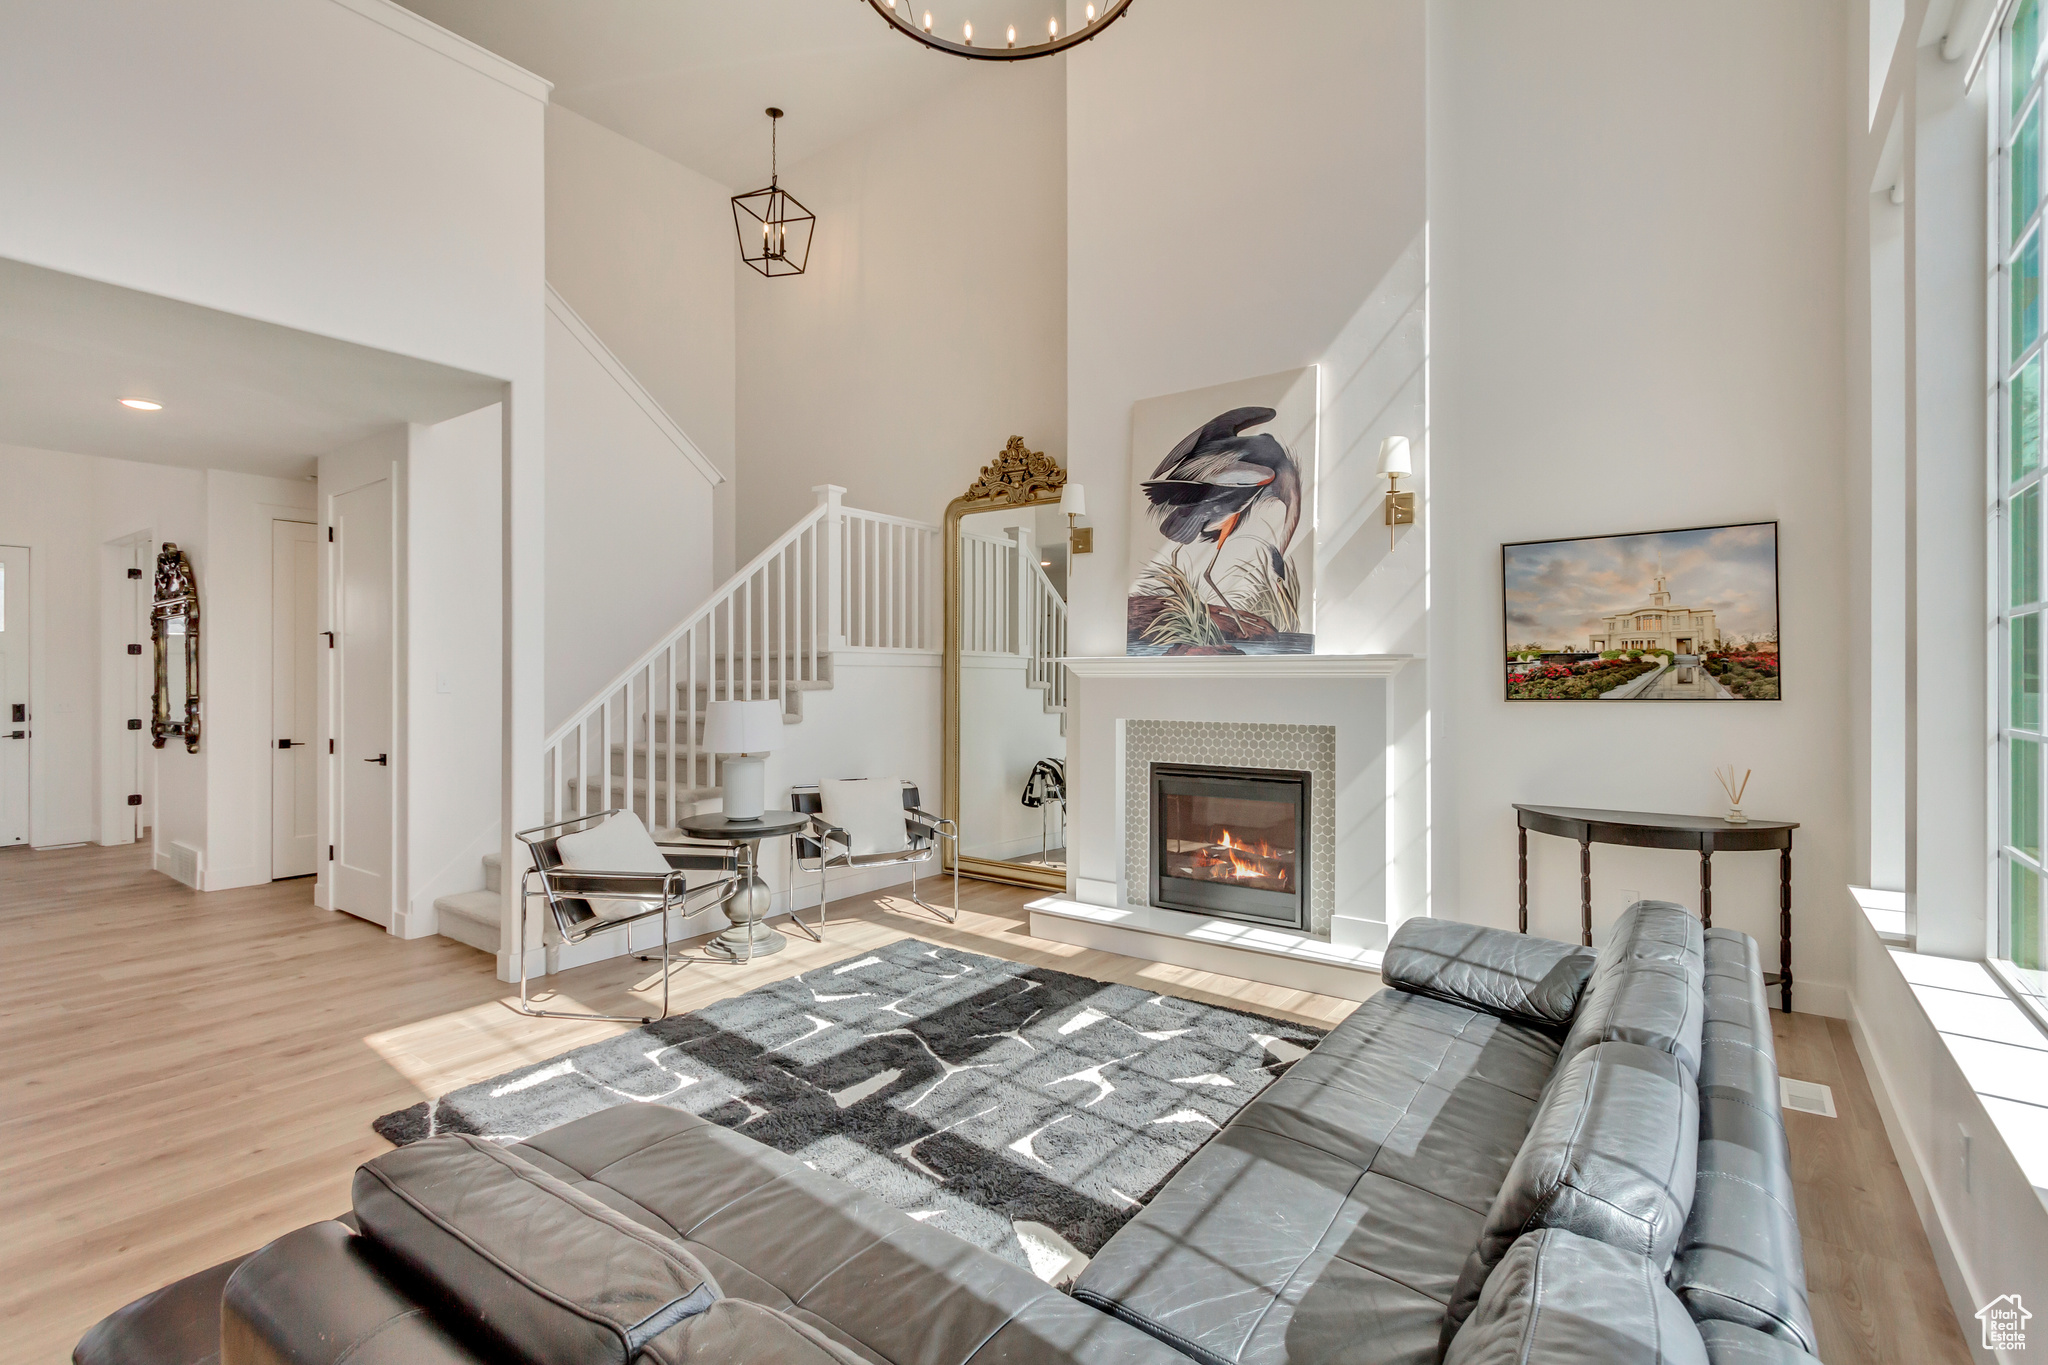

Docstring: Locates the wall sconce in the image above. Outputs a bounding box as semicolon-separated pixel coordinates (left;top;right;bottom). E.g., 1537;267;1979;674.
1062;482;1092;554
1378;436;1415;548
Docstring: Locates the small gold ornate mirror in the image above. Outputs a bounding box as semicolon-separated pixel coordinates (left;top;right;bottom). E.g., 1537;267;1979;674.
943;438;1070;891
151;542;201;753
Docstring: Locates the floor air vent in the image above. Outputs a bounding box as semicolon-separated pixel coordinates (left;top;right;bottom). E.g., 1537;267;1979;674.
1779;1077;1837;1118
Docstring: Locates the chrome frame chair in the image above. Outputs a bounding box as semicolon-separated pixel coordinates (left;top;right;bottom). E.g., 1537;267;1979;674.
791;781;959;931
511;810;740;1024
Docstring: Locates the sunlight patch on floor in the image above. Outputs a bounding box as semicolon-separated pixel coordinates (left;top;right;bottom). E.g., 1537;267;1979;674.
362;995;622;1093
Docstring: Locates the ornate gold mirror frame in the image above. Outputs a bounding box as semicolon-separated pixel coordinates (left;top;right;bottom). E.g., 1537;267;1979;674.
942;437;1068;891
151;542;201;754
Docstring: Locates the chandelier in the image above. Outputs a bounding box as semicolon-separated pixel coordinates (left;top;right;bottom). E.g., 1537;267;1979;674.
857;0;1136;61
731;108;815;278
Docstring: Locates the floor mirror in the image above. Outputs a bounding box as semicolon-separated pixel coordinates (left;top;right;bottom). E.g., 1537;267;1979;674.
942;438;1070;891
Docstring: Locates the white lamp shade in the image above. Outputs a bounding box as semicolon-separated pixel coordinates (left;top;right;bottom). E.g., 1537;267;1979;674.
1377;436;1413;477
702;698;782;754
1060;482;1087;516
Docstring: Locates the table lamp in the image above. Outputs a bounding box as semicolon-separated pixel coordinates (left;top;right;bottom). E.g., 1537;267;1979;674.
703;698;782;821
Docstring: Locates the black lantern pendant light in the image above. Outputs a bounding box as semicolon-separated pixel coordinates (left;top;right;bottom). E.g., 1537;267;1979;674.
732;108;814;278
858;0;1136;61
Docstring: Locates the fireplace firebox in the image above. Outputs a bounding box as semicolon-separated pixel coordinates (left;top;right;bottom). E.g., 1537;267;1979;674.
1149;762;1310;930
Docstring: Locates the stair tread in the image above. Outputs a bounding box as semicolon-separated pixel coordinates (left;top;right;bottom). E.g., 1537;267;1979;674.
435;890;500;921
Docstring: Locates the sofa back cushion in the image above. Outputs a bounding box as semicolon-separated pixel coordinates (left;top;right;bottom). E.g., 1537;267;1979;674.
352;1134;720;1365
1381;918;1598;1029
1443;1228;1707;1365
1443;1041;1699;1346
1557;902;1705;1078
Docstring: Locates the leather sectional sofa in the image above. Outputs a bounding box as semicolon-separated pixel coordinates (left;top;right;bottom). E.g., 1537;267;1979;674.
74;902;1821;1365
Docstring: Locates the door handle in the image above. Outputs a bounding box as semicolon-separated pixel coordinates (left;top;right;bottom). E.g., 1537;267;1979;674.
5;731;23;740
278;739;306;749
364;754;388;765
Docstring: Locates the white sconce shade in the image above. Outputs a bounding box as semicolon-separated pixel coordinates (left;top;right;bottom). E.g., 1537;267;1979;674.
1060;482;1087;517
702;698;782;754
1377;436;1413;478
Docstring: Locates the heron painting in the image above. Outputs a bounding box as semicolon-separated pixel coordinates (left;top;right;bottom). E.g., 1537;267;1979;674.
1126;368;1316;656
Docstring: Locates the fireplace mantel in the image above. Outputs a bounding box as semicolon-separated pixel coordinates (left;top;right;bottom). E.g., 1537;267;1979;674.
1059;654;1412;680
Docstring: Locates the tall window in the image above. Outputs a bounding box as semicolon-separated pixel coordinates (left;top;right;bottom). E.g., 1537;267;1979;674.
2002;0;2047;973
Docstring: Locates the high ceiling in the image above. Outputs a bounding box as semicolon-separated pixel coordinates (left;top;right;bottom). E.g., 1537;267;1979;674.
0;258;503;477
394;0;1011;190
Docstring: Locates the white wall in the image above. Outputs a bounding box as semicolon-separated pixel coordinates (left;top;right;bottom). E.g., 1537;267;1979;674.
201;469;321;889
1422;1;1852;1008
407;405;503;933
547;105;738;577
544;299;720;731
1065;0;1430;920
0;0;549;971
0;442;313;884
736;59;1068;558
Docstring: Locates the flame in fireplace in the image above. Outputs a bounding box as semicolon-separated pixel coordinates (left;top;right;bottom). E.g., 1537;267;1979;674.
1210;829;1286;882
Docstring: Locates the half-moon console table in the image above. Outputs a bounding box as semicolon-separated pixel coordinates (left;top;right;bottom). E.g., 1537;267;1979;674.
1513;803;1796;1013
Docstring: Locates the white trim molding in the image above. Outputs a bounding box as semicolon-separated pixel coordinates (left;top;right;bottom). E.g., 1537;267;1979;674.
1058;654;1414;679
325;0;553;102
546;286;724;487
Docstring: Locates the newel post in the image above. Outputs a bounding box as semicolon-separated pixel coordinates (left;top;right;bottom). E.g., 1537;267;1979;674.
816;484;847;651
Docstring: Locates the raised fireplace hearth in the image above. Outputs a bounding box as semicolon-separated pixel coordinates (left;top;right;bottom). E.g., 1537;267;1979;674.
1149;762;1310;931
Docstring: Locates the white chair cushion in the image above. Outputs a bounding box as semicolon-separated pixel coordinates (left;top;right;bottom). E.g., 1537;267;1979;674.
555;811;670;921
820;779;911;857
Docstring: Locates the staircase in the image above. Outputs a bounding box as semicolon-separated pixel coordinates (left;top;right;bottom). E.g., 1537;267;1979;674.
434;485;940;954
961;526;1068;733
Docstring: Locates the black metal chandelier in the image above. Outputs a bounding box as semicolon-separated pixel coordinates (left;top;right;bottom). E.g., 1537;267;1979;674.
857;0;1135;61
731;108;815;278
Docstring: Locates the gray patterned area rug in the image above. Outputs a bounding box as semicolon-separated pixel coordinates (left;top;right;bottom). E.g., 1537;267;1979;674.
375;938;1323;1278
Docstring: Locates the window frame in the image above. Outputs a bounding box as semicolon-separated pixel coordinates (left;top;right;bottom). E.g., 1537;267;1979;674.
1996;0;2048;1004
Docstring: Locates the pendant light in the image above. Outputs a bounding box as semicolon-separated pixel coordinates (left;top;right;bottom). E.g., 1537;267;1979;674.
858;0;1136;60
731;108;815;278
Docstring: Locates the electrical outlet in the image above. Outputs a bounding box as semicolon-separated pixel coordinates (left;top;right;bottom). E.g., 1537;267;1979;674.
1619;887;1640;910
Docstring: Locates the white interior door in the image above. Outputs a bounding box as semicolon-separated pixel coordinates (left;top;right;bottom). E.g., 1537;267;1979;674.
272;520;318;878
0;546;28;847
333;482;393;923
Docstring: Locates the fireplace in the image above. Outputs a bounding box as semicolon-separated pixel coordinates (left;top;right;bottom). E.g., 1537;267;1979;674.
1149;762;1310;930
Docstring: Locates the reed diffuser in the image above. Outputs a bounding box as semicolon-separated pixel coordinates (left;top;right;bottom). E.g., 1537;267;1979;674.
1715;765;1752;824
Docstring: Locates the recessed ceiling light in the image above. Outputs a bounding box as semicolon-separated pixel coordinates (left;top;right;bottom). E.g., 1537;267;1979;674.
119;398;163;411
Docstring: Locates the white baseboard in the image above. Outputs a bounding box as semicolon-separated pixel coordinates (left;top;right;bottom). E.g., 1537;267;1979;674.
202;862;270;892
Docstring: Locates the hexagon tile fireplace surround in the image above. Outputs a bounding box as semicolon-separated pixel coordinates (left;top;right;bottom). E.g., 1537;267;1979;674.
1029;654;1411;1001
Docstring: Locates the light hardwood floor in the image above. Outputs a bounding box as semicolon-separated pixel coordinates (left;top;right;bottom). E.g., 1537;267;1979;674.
0;840;1970;1365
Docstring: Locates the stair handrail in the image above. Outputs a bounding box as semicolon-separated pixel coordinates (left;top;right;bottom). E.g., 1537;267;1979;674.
543;486;939;830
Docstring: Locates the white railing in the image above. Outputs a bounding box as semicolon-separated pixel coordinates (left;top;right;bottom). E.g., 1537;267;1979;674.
959;527;1067;717
842;507;941;650
543;485;937;828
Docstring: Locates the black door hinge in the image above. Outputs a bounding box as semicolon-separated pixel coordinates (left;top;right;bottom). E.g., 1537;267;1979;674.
328;526;334;542
127;794;142;806
126;567;142;579
328;738;335;754
127;719;142;731
328;844;335;861
127;643;141;655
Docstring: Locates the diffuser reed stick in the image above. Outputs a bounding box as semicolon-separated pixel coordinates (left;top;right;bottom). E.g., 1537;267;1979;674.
1715;765;1751;823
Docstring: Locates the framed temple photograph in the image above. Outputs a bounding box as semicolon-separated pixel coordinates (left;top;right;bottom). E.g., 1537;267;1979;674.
1501;521;1780;701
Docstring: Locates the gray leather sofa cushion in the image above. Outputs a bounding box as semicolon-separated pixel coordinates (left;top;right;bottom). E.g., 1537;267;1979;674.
1381;917;1598;1028
1558;904;1706;1079
221;1221;488;1365
1670;1101;1815;1350
1073;987;1559;1365
509;1103;1189;1365
636;1299;868;1365
1694;1319;1823;1364
1443;1228;1708;1365
352;1133;719;1365
1445;1041;1698;1344
75;1252;249;1365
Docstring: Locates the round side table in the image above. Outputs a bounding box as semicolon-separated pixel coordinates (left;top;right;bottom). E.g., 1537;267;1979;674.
675;809;813;961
